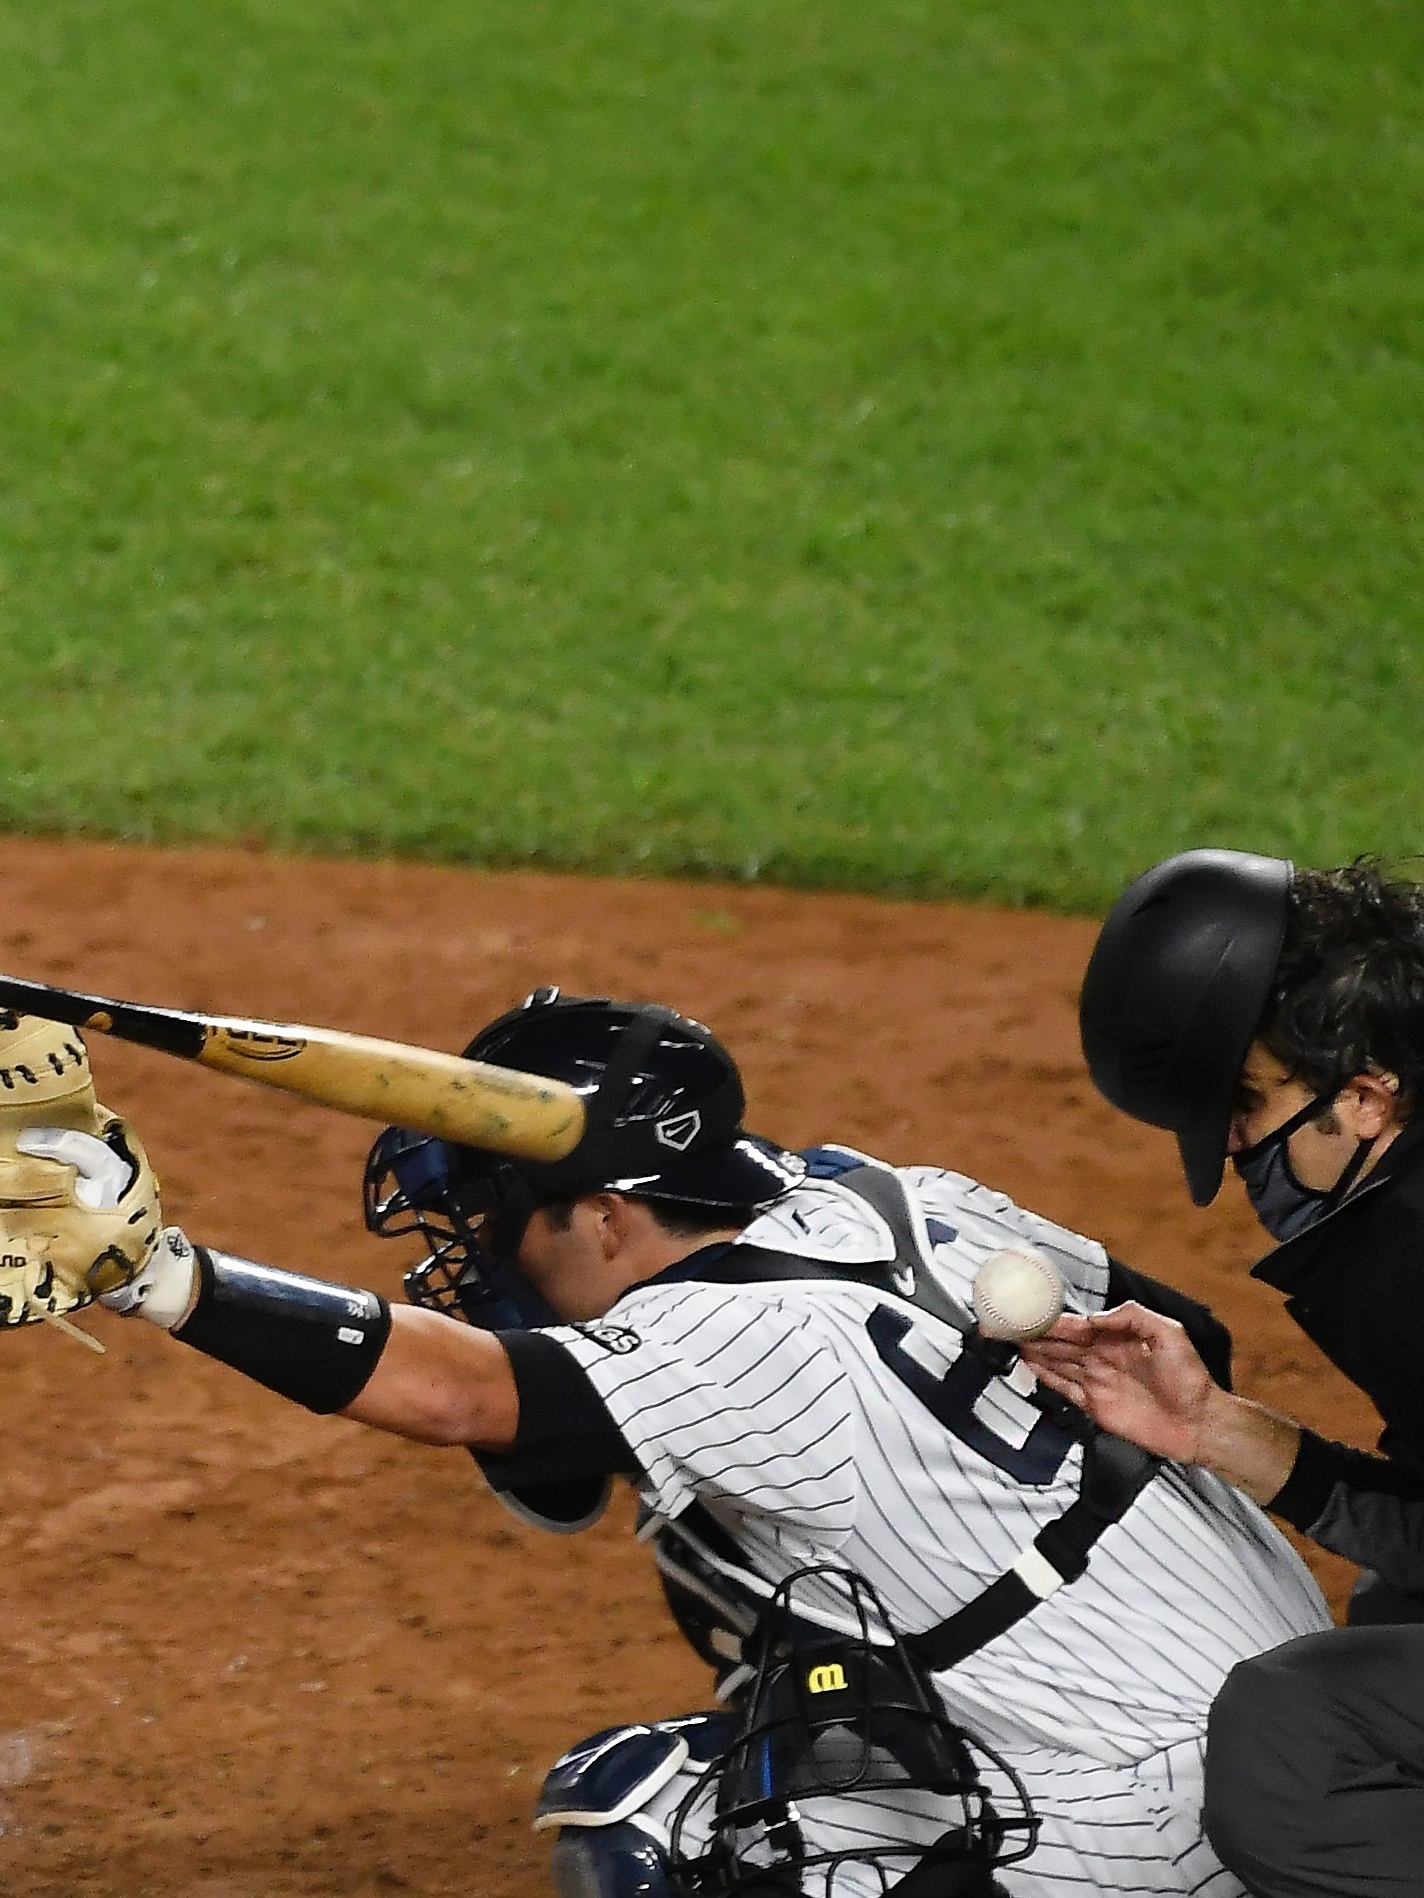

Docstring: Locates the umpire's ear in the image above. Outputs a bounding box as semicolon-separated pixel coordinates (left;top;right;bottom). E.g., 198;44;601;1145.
1336;1070;1406;1141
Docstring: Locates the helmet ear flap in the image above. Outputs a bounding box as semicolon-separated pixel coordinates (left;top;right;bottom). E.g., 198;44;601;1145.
483;1164;539;1262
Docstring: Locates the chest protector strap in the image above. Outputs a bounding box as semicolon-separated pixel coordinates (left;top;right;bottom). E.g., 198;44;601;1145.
827;1160;1162;1667
905;1428;1159;1669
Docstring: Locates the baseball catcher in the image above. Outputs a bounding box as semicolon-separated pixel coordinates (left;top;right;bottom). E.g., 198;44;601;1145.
88;989;1329;1896
0;1011;161;1340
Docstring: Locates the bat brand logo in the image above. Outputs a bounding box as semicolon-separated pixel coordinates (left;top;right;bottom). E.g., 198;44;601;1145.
655;1110;701;1152
219;1030;306;1063
807;1664;847;1694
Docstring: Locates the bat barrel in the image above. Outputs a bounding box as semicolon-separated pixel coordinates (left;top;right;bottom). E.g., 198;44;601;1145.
0;974;586;1164
201;1021;586;1160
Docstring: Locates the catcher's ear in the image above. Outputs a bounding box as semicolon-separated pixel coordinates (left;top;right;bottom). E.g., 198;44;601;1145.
593;1192;637;1258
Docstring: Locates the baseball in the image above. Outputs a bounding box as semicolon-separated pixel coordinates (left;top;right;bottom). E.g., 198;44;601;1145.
971;1244;1066;1343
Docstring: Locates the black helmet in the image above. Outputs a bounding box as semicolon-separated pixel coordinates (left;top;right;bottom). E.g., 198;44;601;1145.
364;988;802;1326
459;986;797;1212
1079;850;1293;1206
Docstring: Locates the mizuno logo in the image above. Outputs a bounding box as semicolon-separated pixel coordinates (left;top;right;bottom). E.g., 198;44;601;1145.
655;1110;701;1151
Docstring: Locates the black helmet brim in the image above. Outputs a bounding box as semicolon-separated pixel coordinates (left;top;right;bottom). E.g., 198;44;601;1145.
1176;1056;1246;1209
604;1131;804;1209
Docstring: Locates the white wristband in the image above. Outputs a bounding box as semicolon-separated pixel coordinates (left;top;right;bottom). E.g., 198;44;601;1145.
100;1228;199;1330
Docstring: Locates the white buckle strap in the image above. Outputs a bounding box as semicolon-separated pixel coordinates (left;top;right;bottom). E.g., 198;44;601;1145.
1011;1545;1066;1601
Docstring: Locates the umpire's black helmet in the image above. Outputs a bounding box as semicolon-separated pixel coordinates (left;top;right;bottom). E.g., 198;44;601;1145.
1079;850;1293;1206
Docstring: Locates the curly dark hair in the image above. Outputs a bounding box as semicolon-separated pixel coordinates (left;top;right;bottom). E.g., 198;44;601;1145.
1259;858;1424;1112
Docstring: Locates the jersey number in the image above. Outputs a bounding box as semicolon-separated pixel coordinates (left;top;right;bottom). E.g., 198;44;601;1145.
866;1305;1076;1486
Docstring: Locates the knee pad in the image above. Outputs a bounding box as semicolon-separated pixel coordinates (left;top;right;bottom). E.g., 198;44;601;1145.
548;1820;677;1898
537;1717;737;1898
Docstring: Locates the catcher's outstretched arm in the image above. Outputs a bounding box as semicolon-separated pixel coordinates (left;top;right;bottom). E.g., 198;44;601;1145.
106;1229;521;1446
348;1305;519;1445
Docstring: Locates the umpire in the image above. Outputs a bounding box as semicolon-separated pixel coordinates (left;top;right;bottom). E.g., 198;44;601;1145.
1035;849;1424;1897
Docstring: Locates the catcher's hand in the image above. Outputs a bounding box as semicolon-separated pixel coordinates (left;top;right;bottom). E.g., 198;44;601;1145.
0;1110;162;1327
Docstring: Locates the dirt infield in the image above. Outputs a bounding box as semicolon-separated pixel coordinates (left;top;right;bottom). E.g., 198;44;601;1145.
0;838;1380;1897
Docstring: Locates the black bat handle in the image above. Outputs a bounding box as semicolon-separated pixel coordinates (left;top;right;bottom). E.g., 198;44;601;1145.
0;975;208;1059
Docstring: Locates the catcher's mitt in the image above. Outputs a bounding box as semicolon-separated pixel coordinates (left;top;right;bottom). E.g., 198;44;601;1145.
0;1013;162;1327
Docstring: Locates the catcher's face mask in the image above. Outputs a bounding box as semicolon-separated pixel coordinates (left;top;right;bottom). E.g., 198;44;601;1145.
669;1565;1038;1897
362;1125;558;1329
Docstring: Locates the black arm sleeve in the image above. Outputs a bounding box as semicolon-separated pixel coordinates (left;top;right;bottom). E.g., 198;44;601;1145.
1105;1258;1234;1392
471;1331;640;1534
1268;1427;1424;1589
175;1246;391;1414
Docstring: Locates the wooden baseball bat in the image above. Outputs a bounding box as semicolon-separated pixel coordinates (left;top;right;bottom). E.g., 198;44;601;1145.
0;975;586;1160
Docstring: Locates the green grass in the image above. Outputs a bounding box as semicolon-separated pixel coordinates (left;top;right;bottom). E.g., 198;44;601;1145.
1;0;1422;907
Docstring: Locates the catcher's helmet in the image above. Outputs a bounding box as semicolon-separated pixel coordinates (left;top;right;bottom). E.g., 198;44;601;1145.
1079;850;1292;1206
365;988;802;1325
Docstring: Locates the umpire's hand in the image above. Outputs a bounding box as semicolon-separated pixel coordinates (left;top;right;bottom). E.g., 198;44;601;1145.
1024;1305;1301;1504
1024;1303;1213;1461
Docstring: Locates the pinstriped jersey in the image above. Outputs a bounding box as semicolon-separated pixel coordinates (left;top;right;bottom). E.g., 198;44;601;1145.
548;1150;1331;1770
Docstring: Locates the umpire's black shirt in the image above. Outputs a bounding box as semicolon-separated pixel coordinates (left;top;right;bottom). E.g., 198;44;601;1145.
1255;1112;1424;1586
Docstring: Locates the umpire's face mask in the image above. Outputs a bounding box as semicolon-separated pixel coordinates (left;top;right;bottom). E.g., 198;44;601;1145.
1232;1091;1376;1243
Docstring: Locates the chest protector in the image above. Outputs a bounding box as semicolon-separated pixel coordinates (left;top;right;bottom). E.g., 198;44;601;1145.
649;1152;1161;1691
